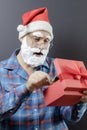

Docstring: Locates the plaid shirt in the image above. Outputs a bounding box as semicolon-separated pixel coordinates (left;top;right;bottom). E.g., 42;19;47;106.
0;49;86;130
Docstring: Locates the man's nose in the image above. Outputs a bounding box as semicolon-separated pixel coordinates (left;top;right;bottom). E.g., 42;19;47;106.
37;39;46;49
39;39;45;44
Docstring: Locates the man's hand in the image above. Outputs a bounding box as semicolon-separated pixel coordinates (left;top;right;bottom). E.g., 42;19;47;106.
26;71;51;92
80;90;87;103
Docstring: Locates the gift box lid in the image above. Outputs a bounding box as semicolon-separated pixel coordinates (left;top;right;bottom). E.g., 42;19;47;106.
54;58;87;80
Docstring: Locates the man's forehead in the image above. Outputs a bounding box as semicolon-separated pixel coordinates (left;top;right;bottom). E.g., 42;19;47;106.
31;31;52;40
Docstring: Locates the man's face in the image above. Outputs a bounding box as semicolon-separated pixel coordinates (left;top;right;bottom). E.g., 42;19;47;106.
25;30;52;48
20;30;52;67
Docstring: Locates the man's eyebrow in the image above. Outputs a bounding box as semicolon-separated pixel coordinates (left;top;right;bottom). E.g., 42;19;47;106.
32;32;43;37
46;35;52;41
31;32;52;41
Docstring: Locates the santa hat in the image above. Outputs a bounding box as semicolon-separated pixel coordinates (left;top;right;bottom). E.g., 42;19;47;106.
17;7;53;40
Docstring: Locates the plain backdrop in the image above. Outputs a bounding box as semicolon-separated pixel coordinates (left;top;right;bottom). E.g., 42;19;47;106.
0;0;87;130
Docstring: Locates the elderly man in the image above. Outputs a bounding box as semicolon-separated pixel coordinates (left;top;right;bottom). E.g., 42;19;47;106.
0;7;87;130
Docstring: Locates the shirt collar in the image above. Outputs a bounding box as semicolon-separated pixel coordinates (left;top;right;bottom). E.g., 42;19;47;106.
1;49;20;70
2;48;50;71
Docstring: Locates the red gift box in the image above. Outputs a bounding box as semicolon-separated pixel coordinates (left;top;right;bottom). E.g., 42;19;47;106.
44;58;87;106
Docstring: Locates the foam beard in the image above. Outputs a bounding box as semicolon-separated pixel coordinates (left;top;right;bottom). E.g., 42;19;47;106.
20;37;50;67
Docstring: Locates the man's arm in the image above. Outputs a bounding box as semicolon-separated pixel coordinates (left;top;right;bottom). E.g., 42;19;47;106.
60;101;87;124
0;70;51;121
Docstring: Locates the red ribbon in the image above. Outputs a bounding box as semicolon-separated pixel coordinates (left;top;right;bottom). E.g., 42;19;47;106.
59;61;87;81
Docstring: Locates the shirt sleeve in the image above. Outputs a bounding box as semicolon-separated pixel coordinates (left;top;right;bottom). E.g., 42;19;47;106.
60;101;87;124
0;83;31;121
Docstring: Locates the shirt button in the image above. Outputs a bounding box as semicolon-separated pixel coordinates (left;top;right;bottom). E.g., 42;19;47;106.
10;110;12;113
33;91;36;93
34;109;37;112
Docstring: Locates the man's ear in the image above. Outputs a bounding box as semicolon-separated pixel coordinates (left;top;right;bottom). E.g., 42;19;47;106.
19;35;26;43
19;38;23;43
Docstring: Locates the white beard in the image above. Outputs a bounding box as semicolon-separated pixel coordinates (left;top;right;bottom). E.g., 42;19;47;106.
20;37;50;68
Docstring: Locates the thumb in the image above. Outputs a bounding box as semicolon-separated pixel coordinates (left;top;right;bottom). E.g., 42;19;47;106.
51;76;59;84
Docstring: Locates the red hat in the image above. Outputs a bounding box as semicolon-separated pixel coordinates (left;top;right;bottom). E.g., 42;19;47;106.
17;7;53;39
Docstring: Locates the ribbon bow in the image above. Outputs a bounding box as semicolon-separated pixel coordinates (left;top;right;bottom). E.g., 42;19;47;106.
59;61;87;81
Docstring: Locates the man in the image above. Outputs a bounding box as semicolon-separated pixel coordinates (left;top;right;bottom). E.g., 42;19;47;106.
0;7;87;130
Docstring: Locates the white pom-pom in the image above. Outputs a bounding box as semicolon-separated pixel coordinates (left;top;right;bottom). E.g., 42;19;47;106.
17;25;25;32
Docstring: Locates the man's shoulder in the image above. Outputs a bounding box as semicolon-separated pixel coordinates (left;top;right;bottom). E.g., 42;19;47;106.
46;57;58;77
46;57;55;65
0;59;10;72
0;49;19;70
45;57;56;70
0;59;8;67
46;57;54;62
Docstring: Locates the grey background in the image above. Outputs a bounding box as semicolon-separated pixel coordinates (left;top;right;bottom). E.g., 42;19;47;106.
0;0;87;129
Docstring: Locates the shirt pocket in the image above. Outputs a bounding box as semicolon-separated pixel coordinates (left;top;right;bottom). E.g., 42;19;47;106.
1;83;22;93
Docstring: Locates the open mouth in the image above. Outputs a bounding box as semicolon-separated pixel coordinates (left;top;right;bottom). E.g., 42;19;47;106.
33;52;43;56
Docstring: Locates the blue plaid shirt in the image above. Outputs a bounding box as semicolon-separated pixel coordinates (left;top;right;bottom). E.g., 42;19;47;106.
0;49;87;130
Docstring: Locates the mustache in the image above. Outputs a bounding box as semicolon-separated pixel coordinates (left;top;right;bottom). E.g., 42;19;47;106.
31;48;49;55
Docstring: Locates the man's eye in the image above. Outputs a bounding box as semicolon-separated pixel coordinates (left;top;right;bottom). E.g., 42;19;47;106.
44;38;50;43
34;37;40;41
